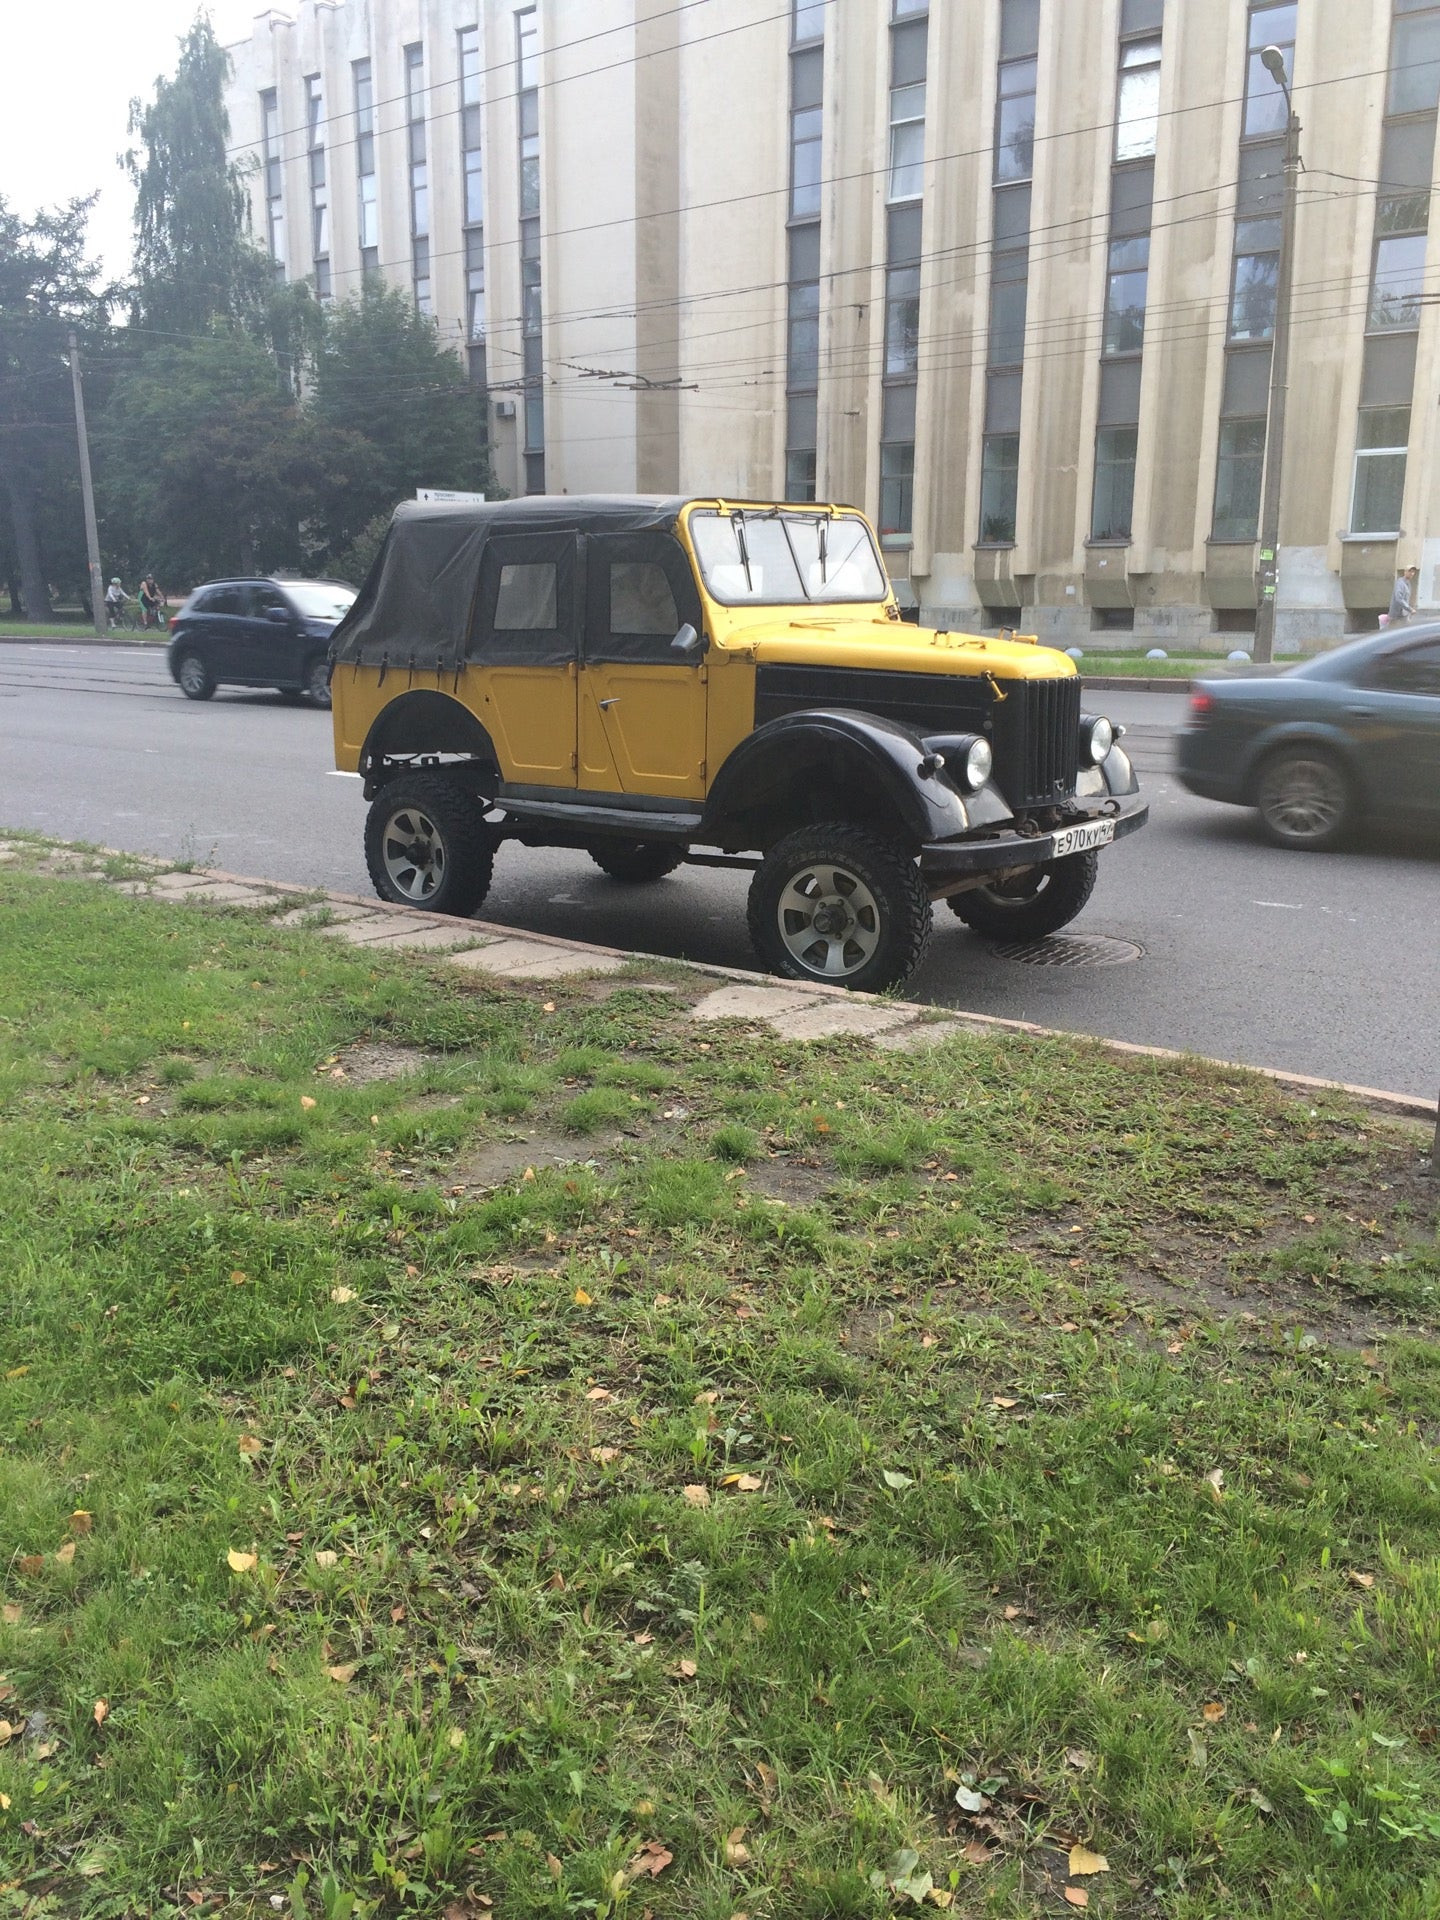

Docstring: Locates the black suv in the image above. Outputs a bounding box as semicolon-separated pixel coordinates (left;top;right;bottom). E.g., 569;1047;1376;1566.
167;578;356;708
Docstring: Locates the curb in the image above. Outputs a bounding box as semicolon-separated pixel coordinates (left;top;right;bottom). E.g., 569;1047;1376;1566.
184;861;1439;1126
0;634;167;650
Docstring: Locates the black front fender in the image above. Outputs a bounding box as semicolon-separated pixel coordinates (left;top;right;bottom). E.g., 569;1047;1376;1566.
701;708;976;848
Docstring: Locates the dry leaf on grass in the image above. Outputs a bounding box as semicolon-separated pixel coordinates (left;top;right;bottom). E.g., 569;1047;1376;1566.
682;1484;711;1507
1202;1701;1227;1723
1068;1846;1109;1876
18;1555;44;1577
0;1721;14;1746
313;1550;339;1569
92;1699;108;1727
1204;1467;1225;1500
676;1658;697;1678
300;1096;317;1111
54;1542;76;1566
961;1839;995;1865
722;1473;763;1492
226;1548;257;1574
991;1396;1018;1410
693;1389;719;1405
329;1286;356;1304
590;1446;620;1464
1065;1748;1092;1770
574;1288;593;1307
238;1435;264;1455
628;1839;674;1879
70;1511;93;1535
326;1663;357;1684
2;1605;21;1625
1063;1889;1089;1909
1348;1570;1376;1590
585;1386;612;1402
723;1826;751;1867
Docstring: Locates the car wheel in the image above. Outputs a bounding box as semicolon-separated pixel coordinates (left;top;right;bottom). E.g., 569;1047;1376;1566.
1254;747;1352;851
364;774;494;917
949;848;1099;938
176;652;215;701
277;687;305;704
747;823;931;993
304;656;332;708
588;840;684;883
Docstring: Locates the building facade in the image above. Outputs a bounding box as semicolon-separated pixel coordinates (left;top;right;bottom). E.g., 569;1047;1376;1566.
226;0;1440;648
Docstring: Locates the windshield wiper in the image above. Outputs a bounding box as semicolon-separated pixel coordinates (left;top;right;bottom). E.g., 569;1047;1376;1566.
732;511;754;593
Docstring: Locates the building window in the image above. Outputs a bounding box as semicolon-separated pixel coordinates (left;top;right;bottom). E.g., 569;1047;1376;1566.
404;44;431;313
1092;426;1138;541
1370;231;1428;330
1389;7;1440;117
354;59;378;276
786;448;818;501
517;9;544;491
987;248;1028;367
305;76;329;296
979;434;1019;543
1243;2;1296;138
888;82;926;201
1102;234;1148;354
995;56;1037;183
459;25;485;385
884;263;921;375
792;0;826;43
1213;418;1266;540
790;48;823;218
1351;406;1410;534
260;89;285;272
880;442;914;536
1115;36;1161;161
1228;217;1280;339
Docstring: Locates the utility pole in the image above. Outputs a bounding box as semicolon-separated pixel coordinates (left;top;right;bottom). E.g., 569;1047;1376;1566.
67;329;105;638
1252;47;1301;665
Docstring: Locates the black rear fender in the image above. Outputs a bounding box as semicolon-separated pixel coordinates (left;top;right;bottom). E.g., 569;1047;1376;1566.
359;691;499;794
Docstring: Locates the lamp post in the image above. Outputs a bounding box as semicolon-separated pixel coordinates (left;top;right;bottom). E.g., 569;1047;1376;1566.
1252;46;1301;665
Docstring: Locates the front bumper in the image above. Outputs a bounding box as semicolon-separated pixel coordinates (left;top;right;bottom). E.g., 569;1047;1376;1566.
919;789;1149;889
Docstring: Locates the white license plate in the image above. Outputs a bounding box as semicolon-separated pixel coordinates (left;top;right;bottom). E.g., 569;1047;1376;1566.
1051;819;1116;858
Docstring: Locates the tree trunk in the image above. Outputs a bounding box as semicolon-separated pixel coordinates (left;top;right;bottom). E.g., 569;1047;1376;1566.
0;462;52;620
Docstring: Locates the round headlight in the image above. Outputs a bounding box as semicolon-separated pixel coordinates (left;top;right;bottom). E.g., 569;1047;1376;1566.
965;736;993;790
1085;715;1114;764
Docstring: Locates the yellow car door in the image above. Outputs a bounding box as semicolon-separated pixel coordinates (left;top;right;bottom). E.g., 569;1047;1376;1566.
580;532;708;801
469;532;581;787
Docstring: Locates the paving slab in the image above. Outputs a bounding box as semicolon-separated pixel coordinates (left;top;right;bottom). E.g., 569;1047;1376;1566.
366;923;497;952
772;999;918;1042
689;983;817;1025
320;914;439;944
273;899;375;927
449;936;625;979
147;871;216;892
175;882;281;906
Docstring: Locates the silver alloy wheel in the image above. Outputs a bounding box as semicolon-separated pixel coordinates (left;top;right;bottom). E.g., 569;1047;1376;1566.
380;805;446;901
775;861;883;978
1257;754;1346;843
307;657;332;706
178;654;208;695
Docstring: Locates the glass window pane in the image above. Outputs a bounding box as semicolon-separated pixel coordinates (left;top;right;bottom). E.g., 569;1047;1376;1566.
1104;268;1149;354
610;563;679;635
1092;426;1138;540
1370;233;1428;331
996;93;1036;182
495;563;556;629
1234;216;1282;253
988;275;1027;365
1213;417;1266;540
886;264;921;374
1116;62;1160;161
793;0;826;42
889;118;925;200
788;281;820;387
891;82;925;120
466;153;484;225
1248;3;1296;51
785;448;818;502
1378;192;1431;237
521;151;540;215
1357;406;1411;450
998;56;1037;98
979;434;1019;542
1243;48;1291;137
1352;450;1407;533
1230;252;1279;341
1391;13;1440;115
879;441;915;535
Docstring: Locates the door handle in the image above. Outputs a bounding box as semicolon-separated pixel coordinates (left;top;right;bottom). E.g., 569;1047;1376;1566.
599;697;620;710
1346;705;1375;717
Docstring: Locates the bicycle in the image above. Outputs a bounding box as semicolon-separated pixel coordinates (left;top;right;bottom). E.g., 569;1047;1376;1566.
108;598;141;632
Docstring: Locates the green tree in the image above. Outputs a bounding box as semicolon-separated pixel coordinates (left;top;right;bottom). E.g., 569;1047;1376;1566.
311;284;495;554
0;196;105;619
97;329;368;587
124;15;272;338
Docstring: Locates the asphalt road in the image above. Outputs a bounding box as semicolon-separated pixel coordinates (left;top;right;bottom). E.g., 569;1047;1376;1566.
3;641;1437;1098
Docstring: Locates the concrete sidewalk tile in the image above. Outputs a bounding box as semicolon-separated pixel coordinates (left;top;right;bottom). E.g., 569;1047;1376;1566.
274;899;376;927
176;881;281;905
109;879;153;896
366;923;495;952
320;914;437;944
773;1000;917;1042
689;983;815;1025
449;936;623;979
148;871;214;892
497;950;627;980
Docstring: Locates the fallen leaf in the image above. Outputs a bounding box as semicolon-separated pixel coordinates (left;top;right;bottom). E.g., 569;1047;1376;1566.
226;1549;257;1573
693;1389;719;1405
1063;1889;1089;1909
0;1722;13;1746
0;1791;8;1809
300;1096;317;1111
991;1396;1018;1410
448;1726;465;1749
330;1286;356;1304
882;1469;915;1490
313;1550;339;1569
238;1435;264;1455
590;1446;620;1464
326;1663;357;1684
1002;1605;1023;1621
920;1333;938;1348
585;1386;612;1402
1204;1467;1225;1500
677;1658;697;1678
1187;1729;1208;1768
1347;1570;1376;1590
1202;1701;1226;1723
574;1288;593;1306
682;1484;711;1507
961;1839;994;1865
1068;1847;1109;1877
545;1852;563;1880
92;1699;108;1727
230;1270;247;1285
54;1542;76;1566
954;1785;987;1813
629;1839;673;1879
722;1473;763;1492
2;1604;21;1625
754;1760;777;1810
1065;1747;1092;1770
70;1511;93;1536
18;1555;44;1577
1059;1320;1080;1333
522;1166;536;1181
724;1826;750;1866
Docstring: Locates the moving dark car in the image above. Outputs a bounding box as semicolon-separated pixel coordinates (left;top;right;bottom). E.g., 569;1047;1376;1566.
166;578;356;708
1177;625;1440;848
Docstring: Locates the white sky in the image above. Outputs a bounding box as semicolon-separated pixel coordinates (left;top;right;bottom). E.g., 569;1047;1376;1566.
0;0;262;284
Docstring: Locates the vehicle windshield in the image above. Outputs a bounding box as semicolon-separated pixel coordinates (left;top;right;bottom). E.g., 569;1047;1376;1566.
689;509;889;606
284;581;357;622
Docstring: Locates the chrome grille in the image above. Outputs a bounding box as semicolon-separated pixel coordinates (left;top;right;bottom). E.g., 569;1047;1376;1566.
995;677;1081;810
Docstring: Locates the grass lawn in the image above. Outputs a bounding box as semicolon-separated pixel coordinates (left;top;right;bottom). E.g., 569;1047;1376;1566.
0;624;166;644
2;859;1439;1919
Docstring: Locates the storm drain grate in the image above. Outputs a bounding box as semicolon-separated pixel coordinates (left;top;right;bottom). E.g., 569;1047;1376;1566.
988;932;1144;968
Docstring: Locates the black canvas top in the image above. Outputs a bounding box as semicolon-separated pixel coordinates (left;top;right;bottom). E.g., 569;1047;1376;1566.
330;495;689;671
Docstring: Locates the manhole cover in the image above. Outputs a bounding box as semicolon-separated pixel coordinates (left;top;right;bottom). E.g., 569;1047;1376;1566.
988;932;1144;967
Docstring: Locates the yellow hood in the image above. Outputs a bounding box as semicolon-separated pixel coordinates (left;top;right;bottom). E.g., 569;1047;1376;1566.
729;615;1078;682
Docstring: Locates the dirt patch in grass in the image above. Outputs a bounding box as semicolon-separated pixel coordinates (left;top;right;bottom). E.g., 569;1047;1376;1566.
744;1153;832;1205
446;1130;605;1191
326;1041;439;1085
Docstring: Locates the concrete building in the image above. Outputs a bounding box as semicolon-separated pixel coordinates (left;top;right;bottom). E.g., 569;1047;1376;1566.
226;0;1440;649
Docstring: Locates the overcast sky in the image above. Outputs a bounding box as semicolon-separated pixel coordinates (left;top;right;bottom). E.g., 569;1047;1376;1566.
1;0;260;284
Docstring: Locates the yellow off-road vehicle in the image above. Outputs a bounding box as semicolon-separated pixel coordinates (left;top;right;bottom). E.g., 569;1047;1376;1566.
329;497;1147;993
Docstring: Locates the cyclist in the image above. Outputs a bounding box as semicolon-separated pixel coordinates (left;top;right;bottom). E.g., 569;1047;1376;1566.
138;573;165;630
105;577;128;627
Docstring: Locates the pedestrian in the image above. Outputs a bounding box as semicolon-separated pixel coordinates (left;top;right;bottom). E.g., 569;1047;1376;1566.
1387;564;1419;625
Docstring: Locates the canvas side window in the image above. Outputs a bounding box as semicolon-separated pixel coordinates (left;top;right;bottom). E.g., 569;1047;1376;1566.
470;533;577;665
495;562;557;629
584;533;702;663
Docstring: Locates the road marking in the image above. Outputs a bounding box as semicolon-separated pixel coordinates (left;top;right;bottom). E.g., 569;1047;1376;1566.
1253;899;1304;909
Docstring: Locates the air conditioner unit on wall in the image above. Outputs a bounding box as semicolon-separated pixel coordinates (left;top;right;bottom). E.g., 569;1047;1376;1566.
494;398;516;419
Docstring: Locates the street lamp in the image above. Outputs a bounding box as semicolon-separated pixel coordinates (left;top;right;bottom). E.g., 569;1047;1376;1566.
1252;44;1301;665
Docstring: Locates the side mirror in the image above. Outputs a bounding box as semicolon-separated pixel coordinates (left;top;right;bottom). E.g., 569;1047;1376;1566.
671;622;705;660
264;606;290;625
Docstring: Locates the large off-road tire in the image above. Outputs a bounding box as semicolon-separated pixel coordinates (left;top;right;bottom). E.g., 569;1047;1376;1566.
747;823;931;993
1254;745;1352;851
588;840;684;884
175;651;215;701
304;655;333;709
950;848;1099;938
364;774;494;916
